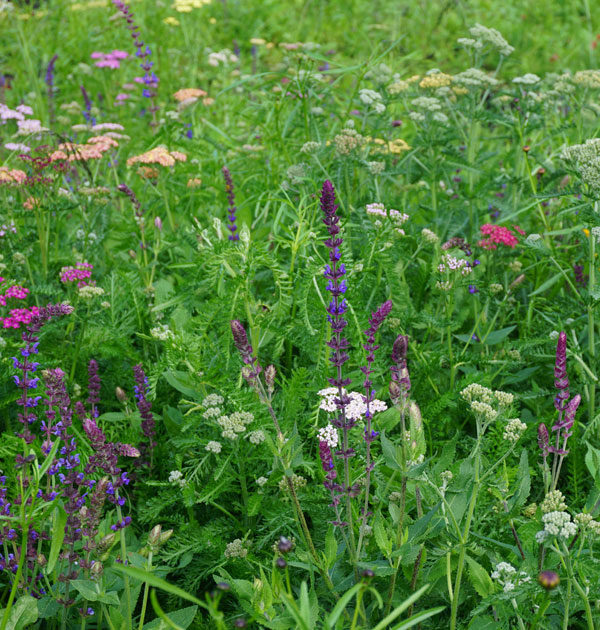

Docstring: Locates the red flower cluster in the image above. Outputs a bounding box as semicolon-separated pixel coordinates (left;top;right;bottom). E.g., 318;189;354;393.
478;224;524;250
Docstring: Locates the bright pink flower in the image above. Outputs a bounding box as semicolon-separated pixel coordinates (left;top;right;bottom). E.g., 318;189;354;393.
60;262;94;287
478;224;519;250
109;50;129;59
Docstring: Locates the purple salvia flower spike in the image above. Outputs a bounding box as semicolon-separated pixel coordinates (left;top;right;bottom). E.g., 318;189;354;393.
132;364;156;469
87;359;101;418
222;166;239;241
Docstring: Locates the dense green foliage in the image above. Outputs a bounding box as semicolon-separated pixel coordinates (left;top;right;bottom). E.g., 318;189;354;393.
1;0;600;628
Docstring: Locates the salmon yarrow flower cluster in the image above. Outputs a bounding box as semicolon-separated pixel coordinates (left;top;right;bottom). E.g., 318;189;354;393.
126;147;187;167
50;136;118;162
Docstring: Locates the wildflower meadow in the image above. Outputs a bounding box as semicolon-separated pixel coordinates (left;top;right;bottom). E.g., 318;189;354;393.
3;0;600;627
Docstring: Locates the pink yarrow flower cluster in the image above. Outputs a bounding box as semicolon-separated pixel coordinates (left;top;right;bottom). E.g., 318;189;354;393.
0;278;39;328
478;224;524;250
2;306;40;329
91;50;129;69
60;262;93;287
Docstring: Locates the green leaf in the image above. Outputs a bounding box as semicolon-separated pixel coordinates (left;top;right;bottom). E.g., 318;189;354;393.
37;439;61;479
163;370;200;399
507;449;530;514
324;584;362;629
373;513;392;559
247;494;263;517
380;431;401;470
391;606;445;629
482;326;516;345
36;597;60;619
372;585;430;630
325;526;338;569
143;605;198;630
3;595;39;630
465;555;494;598
46;505;67;574
585;442;600;486
529;273;562;296
71;579;100;602
111;565;206;609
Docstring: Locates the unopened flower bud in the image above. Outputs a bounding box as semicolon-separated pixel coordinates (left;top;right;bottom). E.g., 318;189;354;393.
234;619;247;628
276;557;287;569
98;533;116;551
389;380;401;404
148;525;162;546
129;249;137;259
361;569;374;578
277;537;293;553
154;216;163;231
37;554;47;567
537;423;549;457
79;506;88;519
91;561;103;577
538;570;559;590
265;365;276;393
159;529;173;545
392;335;409;363
115;387;127;402
523;145;530;153
509;274;525;291
216;582;230;591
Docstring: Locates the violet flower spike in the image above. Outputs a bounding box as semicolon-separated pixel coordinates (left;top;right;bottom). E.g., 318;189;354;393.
222;167;239;241
320;180;358;549
45;54;58;126
133;364;156;469
356;300;392;557
87;359;101;418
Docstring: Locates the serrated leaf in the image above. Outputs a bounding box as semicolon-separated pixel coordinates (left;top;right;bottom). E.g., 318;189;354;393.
1;595;39;630
507;449;530;514
465;555;494;598
325;526;337;569
373;513;392;559
143;605;198;630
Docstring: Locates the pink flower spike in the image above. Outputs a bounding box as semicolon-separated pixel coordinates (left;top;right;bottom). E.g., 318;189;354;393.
90;52;106;59
110;50;129;59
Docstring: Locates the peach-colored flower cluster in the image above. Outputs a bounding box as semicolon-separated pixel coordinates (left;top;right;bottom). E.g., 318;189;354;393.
173;88;207;102
126;147;187;167
0;167;27;184
50;136;118;162
173;88;213;109
187;177;202;188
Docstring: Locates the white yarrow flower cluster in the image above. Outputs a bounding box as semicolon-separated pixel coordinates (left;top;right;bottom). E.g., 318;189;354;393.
78;285;105;299
318;424;339;448
168;470;187;487
205;440;223;454
203;393;225;407
536;511;577;543
359;89;385;113
421;228;439;243
207;49;238;67
513;73;541;85
468;24;514;56
503;418;527;443
224;538;248;558
150;324;174;340
217;411;254;440
561;138;600;192
491;562;531;593
453;68;498;88
318;388;387;421
247;430;266;444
